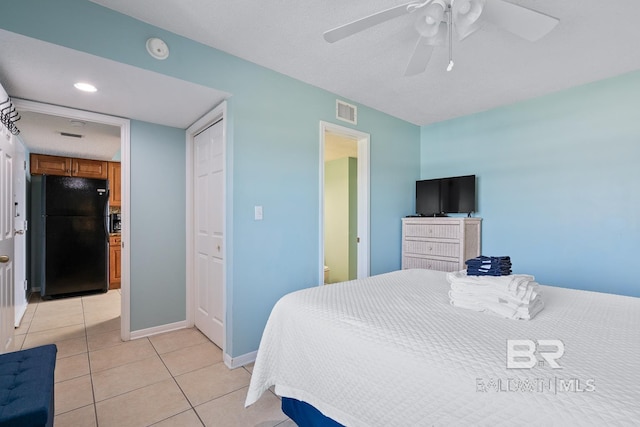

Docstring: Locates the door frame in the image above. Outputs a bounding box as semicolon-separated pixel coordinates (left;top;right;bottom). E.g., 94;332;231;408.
319;121;370;284
185;101;228;359
12;99;132;340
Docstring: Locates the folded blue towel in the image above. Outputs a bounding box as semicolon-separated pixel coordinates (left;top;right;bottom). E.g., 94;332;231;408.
466;256;511;265
467;269;512;277
466;262;512;269
467;255;511;262
468;267;512;273
466;255;512;276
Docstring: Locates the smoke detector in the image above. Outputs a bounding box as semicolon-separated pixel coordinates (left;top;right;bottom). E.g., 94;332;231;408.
146;37;169;60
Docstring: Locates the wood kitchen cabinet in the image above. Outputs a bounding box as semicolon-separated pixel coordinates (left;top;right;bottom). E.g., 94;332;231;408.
109;234;121;289
30;153;108;179
108;162;121;207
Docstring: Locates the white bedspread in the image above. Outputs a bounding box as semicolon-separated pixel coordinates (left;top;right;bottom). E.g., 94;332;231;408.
245;269;640;426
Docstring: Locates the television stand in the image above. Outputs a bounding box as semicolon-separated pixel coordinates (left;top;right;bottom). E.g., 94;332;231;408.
401;217;482;272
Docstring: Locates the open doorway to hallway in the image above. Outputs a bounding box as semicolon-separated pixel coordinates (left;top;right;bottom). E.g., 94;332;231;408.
323;132;358;284
319;121;370;285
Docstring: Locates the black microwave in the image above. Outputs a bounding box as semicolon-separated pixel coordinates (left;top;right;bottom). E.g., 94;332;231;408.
110;213;121;233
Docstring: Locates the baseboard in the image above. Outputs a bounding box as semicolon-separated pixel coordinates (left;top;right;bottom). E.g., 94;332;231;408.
14;304;28;328
129;320;188;340
224;350;257;369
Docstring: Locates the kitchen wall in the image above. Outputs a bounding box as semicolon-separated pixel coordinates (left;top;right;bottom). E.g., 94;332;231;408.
1;0;420;358
420;70;640;297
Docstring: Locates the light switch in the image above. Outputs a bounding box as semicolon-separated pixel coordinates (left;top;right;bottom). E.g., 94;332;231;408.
254;205;263;221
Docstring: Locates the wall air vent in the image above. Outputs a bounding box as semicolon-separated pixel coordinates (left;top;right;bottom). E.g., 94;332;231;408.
336;100;357;125
60;132;83;138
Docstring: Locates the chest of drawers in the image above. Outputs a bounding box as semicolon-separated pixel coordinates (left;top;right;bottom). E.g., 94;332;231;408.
401;217;481;272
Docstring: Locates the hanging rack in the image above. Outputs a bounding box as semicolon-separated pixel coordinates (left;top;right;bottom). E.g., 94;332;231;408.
0;97;21;135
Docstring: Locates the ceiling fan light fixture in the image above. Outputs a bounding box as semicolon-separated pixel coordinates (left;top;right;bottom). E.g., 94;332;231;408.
415;0;446;38
452;0;485;39
428;22;449;46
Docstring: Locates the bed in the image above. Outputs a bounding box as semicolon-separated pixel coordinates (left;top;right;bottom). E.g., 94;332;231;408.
245;269;640;426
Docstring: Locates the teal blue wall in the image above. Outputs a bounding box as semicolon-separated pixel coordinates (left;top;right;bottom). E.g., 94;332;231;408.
421;71;640;297
1;0;420;357
130;121;186;330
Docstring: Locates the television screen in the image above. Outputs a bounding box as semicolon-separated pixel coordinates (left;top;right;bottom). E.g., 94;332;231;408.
416;175;476;216
416;179;441;216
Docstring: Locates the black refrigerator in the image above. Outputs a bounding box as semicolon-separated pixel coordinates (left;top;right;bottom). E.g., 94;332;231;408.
32;175;109;298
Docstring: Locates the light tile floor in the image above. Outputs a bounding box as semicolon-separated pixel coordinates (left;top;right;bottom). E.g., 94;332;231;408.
14;290;293;427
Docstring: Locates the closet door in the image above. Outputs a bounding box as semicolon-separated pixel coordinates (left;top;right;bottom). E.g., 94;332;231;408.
193;120;224;348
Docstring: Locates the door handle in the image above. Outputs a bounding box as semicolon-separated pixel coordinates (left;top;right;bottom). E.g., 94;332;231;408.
15;230;25;235
0;255;9;263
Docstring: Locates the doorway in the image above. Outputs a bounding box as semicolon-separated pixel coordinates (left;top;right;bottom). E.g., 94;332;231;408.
319;121;370;285
12;99;131;339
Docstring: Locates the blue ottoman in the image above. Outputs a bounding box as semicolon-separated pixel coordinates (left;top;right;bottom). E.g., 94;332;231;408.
0;344;57;427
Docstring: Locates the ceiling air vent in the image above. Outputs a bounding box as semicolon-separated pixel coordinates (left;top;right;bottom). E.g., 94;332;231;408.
336;100;357;125
60;132;83;138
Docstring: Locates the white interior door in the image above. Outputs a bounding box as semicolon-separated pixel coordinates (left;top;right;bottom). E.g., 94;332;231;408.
193;120;224;348
13;139;27;326
0;125;15;353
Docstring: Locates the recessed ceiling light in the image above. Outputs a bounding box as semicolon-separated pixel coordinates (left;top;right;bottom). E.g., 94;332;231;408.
74;82;97;92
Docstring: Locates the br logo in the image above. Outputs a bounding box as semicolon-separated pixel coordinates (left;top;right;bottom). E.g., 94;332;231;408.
506;339;564;369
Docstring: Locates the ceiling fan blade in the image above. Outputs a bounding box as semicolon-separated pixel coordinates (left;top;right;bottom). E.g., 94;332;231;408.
481;0;559;42
324;2;417;43
405;22;446;76
405;37;436;76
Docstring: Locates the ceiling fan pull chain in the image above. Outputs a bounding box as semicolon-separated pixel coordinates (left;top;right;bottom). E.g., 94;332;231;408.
447;3;454;71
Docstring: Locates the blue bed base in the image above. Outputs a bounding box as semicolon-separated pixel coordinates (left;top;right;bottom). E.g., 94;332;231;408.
282;397;345;427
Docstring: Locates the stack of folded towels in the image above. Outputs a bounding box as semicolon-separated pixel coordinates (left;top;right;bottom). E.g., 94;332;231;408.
465;255;512;276
446;257;544;320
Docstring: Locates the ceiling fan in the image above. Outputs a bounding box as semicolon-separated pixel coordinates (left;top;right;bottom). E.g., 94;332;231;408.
323;0;560;75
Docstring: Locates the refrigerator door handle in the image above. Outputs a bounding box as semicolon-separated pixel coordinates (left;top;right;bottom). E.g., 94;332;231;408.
103;189;110;237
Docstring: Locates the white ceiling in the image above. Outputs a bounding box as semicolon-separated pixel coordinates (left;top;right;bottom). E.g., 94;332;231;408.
88;0;640;126
0;29;228;157
19;111;121;160
2;0;640;159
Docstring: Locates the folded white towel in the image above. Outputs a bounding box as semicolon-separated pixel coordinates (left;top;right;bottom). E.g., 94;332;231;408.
449;291;545;320
447;270;544;320
449;287;541;307
446;270;537;299
449;281;541;305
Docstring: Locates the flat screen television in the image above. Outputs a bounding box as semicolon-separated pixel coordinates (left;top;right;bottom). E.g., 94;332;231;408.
415;175;476;216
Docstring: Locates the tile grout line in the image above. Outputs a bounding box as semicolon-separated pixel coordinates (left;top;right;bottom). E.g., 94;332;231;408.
17;294;39;349
149;336;207;427
81;294;100;427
